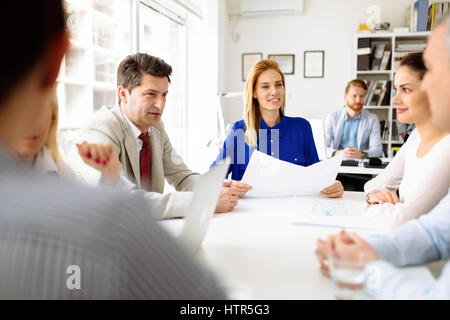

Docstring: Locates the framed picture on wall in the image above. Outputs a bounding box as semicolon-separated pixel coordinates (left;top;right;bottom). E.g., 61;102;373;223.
242;53;263;81
304;50;324;78
268;54;295;75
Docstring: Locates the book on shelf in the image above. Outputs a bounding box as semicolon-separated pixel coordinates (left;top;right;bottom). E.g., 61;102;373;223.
417;0;429;32
358;55;370;71
371;81;385;106
392;120;400;141
379;50;391;70
396;43;426;51
358;38;371;47
413;1;421;32
357;47;372;55
408;2;417;32
357;38;371;71
364;80;376;105
408;0;430;32
428;2;435;31
391;146;401;156
379;120;386;136
364;80;391;106
371;43;386;71
377;81;391;106
394;51;422;70
382;120;390;142
426;2;449;31
407;3;413;32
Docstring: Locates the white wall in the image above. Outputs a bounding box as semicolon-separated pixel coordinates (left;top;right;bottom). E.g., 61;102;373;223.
222;0;413;125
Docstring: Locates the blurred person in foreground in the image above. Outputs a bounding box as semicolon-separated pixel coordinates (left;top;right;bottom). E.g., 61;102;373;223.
0;0;225;299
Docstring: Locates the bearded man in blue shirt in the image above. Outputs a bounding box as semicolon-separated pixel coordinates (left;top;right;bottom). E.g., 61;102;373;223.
325;79;382;159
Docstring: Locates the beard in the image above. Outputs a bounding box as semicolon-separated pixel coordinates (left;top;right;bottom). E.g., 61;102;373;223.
347;102;363;112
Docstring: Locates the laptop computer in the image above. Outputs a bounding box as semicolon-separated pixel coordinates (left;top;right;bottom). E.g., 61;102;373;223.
160;162;229;254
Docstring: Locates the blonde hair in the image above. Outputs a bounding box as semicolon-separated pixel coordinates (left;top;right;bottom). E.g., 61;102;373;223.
243;59;286;147
45;89;62;170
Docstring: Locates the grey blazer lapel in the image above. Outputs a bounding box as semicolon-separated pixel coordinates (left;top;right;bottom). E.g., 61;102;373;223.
111;106;141;186
357;110;367;150
334;108;346;150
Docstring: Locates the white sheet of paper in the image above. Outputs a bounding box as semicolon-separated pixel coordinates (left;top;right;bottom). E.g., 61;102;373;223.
241;150;342;195
290;196;381;231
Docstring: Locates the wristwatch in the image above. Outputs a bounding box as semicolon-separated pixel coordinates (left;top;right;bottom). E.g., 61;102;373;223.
361;151;368;159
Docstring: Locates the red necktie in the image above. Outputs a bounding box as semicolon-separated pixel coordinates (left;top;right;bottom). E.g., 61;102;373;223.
139;133;151;191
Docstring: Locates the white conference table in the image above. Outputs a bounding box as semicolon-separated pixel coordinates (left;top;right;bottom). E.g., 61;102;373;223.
163;192;433;299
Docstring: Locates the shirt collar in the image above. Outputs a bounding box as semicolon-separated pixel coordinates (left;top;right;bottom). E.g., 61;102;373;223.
260;112;286;130
33;147;58;174
344;111;361;121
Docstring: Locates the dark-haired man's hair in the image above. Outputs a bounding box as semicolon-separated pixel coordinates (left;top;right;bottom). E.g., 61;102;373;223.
399;52;426;79
345;79;368;94
117;54;172;105
0;0;66;105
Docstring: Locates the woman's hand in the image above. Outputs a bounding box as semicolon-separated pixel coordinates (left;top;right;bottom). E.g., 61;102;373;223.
230;180;253;198
76;141;120;184
320;180;344;198
366;190;399;205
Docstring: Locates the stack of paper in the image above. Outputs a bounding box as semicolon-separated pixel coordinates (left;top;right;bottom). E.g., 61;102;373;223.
241;150;342;196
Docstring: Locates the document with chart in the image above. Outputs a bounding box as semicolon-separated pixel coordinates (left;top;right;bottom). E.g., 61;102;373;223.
241;150;342;196
291;197;381;231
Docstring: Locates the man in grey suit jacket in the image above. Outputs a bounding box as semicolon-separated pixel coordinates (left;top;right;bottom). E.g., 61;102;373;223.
325;79;382;159
80;53;239;216
0;0;225;299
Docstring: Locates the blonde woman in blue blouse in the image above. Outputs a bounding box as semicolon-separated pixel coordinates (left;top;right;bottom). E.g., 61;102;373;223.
212;59;343;198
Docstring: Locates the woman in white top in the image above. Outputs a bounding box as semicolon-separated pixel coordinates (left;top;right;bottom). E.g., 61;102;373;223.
364;52;450;229
15;89;77;179
15;89;119;183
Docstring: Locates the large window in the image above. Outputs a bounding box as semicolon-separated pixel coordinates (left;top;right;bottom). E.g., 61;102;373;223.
60;0;132;154
139;1;187;158
59;0;189;162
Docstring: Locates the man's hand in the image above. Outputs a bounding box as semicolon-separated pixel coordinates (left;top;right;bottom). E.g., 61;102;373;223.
315;230;380;278
315;234;338;278
334;231;380;264
343;147;363;159
76;141;120;184
366;190;399;205
320;180;344;198
231;180;252;198
215;180;239;213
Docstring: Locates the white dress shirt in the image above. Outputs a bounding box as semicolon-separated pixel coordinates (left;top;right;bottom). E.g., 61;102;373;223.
123;110;150;153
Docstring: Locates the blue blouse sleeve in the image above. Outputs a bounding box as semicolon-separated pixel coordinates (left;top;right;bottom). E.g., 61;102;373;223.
303;120;320;165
